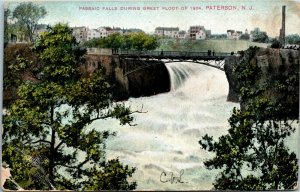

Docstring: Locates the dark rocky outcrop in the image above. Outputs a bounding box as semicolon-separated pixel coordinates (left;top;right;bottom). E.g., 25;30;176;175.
224;47;299;118
83;54;171;100
112;58;170;100
224;56;240;102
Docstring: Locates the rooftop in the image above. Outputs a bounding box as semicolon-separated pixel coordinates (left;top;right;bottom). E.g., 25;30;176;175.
155;27;179;31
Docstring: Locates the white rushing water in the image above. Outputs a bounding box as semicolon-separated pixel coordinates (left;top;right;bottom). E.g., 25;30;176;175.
4;62;298;190
91;62;238;190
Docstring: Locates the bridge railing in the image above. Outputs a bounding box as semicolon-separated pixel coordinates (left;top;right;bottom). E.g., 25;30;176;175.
119;50;232;57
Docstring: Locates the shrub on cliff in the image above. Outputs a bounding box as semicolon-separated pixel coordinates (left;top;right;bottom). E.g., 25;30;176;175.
270;39;280;48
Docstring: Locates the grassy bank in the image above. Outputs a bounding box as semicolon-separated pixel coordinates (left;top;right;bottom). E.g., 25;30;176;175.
156;39;269;53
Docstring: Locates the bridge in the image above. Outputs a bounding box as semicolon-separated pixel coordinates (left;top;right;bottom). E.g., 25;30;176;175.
118;50;233;75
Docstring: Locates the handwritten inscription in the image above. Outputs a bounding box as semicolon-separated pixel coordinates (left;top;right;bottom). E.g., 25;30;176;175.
160;169;187;184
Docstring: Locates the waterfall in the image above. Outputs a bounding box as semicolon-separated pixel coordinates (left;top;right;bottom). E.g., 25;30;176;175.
165;62;196;91
102;62;239;190
165;62;228;99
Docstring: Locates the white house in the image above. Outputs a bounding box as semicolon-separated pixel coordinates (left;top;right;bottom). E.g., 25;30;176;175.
97;27;111;38
195;29;206;39
178;30;187;39
87;29;100;40
188;25;211;39
154;27;179;38
227;30;242;40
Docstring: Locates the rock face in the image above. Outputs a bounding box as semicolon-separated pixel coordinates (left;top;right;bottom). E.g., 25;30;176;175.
224;56;240;102
84;54;171;100
224;47;299;118
112;58;170;100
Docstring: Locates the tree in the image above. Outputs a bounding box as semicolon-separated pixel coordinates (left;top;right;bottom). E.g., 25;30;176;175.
200;102;298;190
3;24;137;190
199;47;298;190
129;32;159;51
104;33;125;53
210;34;227;40
3;43;40;107
270;38;280;48
84;32;159;52
239;33;250;40
12;2;47;42
251;28;269;43
285;34;300;44
4;8;11;45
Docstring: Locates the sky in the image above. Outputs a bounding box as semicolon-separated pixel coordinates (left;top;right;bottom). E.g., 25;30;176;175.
4;0;300;37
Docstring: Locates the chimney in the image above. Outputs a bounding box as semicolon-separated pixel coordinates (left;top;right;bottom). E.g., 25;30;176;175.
279;5;286;45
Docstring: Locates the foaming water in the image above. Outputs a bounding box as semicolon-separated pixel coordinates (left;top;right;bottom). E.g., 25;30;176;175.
92;62;238;190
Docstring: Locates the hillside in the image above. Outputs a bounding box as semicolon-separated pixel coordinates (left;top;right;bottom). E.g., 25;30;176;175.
156;39;269;53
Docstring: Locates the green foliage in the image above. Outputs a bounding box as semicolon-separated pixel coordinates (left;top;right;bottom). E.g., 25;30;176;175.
233;46;262;101
200;103;298;190
4;8;11;45
4;44;39;89
83;159;137;190
251;28;269;43
285;34;300;45
12;2;47;42
3;23;136;190
210;34;227;40
239;33;250;40
270;39;281;48
129;32;159;51
84;32;159;51
199;46;298;190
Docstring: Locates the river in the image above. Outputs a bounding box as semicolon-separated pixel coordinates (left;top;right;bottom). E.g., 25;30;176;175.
4;61;298;190
91;62;239;190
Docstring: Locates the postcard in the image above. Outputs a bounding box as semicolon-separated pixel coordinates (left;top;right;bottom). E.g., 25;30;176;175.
1;0;300;190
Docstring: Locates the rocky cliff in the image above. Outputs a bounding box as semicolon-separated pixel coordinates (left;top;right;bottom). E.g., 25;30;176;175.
224;47;299;118
112;58;170;100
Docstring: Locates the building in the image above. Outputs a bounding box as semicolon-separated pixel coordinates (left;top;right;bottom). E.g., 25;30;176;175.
122;28;144;35
188;26;211;39
111;27;123;34
72;26;88;43
205;30;211;39
87;29;100;40
154;27;179;38
97;26;124;38
178;30;187;39
195;29;206;39
97;27;111;38
227;30;243;40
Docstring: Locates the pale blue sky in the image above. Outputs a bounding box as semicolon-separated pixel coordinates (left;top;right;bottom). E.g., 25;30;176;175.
4;0;300;37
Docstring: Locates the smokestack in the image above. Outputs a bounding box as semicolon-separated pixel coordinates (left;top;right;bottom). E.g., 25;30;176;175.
279;5;286;45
